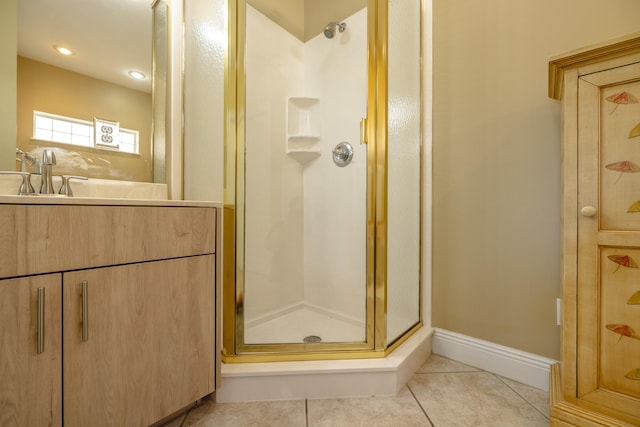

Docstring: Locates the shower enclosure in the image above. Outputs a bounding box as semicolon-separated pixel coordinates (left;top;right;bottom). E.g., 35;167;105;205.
223;0;422;361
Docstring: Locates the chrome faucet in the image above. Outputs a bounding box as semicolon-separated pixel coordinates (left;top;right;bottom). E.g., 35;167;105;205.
40;149;57;194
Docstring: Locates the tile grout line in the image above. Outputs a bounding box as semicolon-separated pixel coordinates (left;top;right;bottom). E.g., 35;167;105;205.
407;383;436;427
305;399;310;427
494;374;549;420
178;408;190;427
180;399;201;427
420;369;550;421
177;396;207;427
413;369;483;375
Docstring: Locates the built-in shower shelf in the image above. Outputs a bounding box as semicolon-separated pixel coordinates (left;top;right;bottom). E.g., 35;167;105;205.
286;148;321;163
287;135;321;163
287;97;320;164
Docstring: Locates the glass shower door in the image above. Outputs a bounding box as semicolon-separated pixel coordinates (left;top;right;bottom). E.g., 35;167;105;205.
241;1;369;349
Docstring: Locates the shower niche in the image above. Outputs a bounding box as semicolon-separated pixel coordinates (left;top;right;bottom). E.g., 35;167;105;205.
286;97;321;164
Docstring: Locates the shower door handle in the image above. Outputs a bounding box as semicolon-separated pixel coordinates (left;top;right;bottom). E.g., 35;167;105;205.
360;118;368;145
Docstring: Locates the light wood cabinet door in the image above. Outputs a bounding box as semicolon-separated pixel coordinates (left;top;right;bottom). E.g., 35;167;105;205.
151;255;215;420
575;61;640;424
0;274;62;427
63;255;215;426
63;263;154;426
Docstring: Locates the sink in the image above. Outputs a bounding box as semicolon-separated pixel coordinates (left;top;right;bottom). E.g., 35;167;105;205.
0;173;168;200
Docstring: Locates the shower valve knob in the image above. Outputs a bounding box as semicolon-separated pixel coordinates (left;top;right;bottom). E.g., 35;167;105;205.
332;142;354;167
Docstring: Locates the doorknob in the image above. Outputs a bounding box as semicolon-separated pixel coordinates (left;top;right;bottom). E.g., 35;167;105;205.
580;206;597;217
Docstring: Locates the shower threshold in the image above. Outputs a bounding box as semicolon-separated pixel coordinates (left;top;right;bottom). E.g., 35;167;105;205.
216;326;433;402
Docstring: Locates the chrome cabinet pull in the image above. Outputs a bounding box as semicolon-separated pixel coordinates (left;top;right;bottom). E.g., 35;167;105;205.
81;281;88;342
37;287;45;354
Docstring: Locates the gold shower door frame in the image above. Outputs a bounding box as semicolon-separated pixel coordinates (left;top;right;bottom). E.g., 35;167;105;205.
222;0;423;363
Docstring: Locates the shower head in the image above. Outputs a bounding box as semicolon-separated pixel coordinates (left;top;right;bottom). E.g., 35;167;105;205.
323;21;347;39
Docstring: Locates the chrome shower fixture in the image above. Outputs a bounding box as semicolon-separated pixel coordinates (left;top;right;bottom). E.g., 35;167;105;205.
324;21;347;39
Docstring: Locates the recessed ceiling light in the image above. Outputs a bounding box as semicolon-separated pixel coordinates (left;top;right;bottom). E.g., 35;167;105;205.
54;45;74;56
128;71;145;80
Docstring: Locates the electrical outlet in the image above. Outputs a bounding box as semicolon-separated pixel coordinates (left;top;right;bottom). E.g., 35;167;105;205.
556;298;562;326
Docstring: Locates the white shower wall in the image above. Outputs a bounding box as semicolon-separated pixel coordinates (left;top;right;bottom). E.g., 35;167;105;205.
302;9;368;323
244;5;305;323
244;6;367;329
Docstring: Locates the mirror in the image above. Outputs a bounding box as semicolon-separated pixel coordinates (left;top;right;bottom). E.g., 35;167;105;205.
6;0;168;183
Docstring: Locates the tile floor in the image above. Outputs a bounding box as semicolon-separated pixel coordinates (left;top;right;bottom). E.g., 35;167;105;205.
161;354;550;427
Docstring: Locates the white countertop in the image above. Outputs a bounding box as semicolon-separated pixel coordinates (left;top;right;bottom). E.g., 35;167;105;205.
0;195;221;208
0;174;220;207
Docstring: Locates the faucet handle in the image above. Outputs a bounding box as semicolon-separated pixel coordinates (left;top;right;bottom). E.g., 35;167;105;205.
0;171;36;195
59;175;88;197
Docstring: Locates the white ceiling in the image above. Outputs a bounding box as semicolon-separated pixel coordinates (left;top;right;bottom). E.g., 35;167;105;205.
18;0;152;93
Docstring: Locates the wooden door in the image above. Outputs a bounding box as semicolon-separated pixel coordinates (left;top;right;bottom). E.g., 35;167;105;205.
63;256;215;426
0;274;62;427
151;254;215;420
576;61;640;423
63;263;155;427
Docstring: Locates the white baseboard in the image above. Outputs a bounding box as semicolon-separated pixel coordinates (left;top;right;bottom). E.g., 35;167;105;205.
432;328;557;392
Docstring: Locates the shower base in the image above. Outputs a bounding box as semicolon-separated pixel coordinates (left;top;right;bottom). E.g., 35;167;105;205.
244;304;365;344
216;326;433;402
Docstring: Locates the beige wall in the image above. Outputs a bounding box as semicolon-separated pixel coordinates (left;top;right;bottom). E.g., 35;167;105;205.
433;0;640;359
249;0;366;41
17;56;152;182
0;0;17;170
303;0;366;40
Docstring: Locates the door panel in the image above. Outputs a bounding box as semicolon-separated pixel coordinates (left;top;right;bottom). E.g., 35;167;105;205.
0;274;61;427
63;264;154;426
577;63;640;421
63;256;215;426
386;0;422;345
152;255;215;419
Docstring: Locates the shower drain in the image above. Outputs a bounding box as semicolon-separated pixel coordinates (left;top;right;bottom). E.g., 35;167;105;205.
303;335;322;343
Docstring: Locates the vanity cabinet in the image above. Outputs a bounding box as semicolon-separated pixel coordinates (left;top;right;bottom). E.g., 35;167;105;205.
0;202;218;427
549;34;640;426
0;274;62;426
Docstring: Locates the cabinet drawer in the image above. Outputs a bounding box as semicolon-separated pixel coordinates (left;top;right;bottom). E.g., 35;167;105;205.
0;205;216;278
